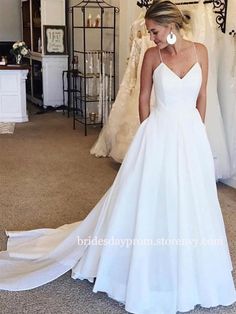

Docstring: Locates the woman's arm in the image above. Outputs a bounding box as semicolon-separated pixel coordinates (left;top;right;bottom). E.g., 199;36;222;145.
139;48;154;123
196;43;208;123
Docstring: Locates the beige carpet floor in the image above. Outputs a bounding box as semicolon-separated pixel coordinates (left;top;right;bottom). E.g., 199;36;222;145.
0;109;235;314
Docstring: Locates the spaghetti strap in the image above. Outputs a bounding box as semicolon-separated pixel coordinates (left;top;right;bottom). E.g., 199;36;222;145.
193;43;198;63
158;47;163;62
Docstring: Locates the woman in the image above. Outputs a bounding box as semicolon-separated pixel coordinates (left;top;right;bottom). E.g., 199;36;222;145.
139;4;207;123
0;1;235;314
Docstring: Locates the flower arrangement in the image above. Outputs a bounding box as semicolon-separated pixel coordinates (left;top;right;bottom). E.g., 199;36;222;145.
12;41;30;64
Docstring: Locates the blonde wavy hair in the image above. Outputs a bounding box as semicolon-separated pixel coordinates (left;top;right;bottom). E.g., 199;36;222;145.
145;0;190;31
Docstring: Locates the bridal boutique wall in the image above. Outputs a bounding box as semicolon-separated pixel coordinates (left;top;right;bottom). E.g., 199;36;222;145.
0;0;21;41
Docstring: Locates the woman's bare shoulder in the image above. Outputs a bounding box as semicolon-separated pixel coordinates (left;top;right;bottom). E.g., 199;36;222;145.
143;46;159;67
193;42;208;66
194;42;208;56
144;46;158;58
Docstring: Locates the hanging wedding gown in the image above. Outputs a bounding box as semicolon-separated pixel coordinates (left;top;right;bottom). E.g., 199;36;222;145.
189;1;231;179
90;3;231;180
0;44;236;314
217;9;236;177
90;15;155;162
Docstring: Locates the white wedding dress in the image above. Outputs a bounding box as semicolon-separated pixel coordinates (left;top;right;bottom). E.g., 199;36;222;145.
189;1;231;180
0;45;235;314
218;0;236;177
217;34;236;176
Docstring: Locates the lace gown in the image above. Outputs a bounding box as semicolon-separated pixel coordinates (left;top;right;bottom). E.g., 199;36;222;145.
0;44;235;314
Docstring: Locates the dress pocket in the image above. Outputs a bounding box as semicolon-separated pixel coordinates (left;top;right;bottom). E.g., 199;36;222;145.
195;109;205;127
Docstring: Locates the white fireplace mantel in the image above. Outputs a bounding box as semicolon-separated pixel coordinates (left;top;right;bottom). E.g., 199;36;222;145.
0;65;29;123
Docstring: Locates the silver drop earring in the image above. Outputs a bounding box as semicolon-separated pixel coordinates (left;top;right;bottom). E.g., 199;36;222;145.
166;31;177;45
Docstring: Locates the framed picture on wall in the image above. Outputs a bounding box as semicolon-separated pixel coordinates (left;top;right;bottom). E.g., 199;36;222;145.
44;25;66;55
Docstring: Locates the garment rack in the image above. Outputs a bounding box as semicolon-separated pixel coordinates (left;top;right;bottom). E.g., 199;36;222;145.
136;0;228;33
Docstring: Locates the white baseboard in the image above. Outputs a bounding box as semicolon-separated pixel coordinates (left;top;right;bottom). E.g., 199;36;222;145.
220;176;236;189
0;116;28;123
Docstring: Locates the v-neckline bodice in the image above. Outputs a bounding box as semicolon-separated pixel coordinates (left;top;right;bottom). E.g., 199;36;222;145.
154;62;200;80
156;43;200;80
158;61;200;80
